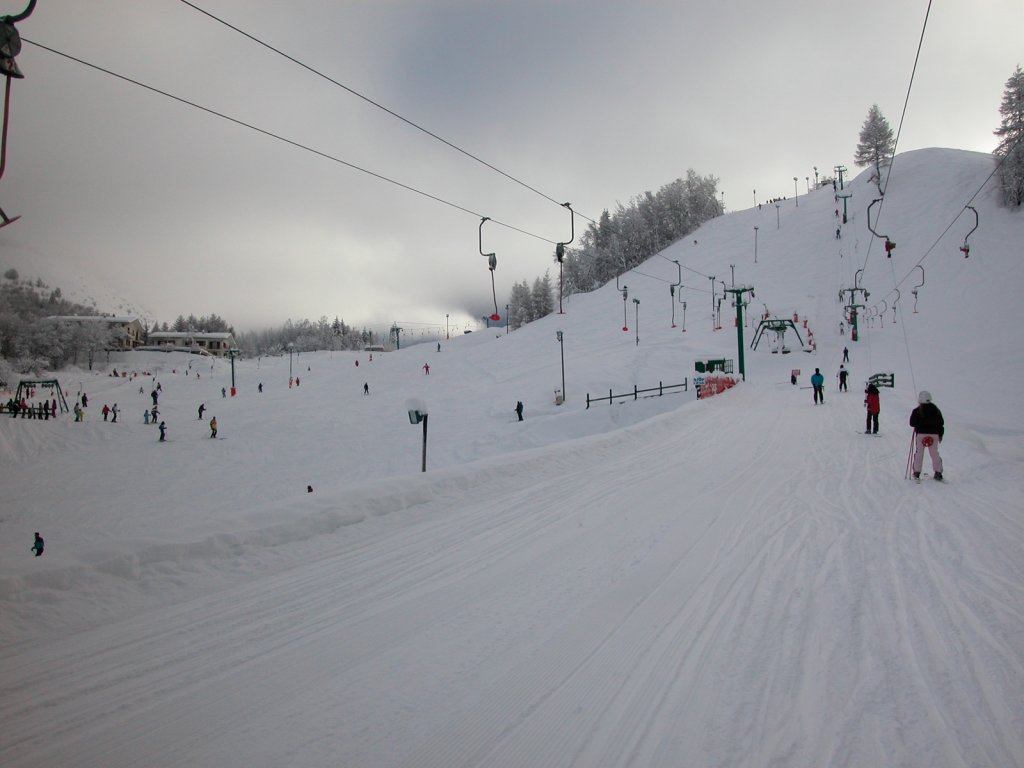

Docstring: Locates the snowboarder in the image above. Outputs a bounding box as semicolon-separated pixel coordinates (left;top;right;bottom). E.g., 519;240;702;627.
31;532;44;557
864;383;880;434
515;401;524;421
838;365;849;392
810;368;825;404
209;416;218;439
158;421;167;441
910;391;944;480
198;403;206;420
842;346;850;363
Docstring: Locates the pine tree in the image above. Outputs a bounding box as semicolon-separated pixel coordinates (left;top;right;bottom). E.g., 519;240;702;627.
854;104;895;191
994;65;1024;207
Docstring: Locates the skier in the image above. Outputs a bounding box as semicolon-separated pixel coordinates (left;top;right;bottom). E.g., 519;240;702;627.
151;389;158;406
151;406;159;423
423;363;430;375
111;404;119;423
31;531;44;557
842;346;850;363
198;403;206;420
102;403;110;421
363;382;369;395
258;382;263;393
158;421;167;441
864;382;880;434
143;409;150;424
209;416;218;439
221;387;227;398
81;393;88;408
910;391;944;481
838;365;849;392
515;400;524;422
810;368;825;404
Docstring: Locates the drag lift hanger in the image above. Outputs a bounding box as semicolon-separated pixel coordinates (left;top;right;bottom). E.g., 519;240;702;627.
866;198;895;257
0;0;34;229
912;266;924;313
960;205;978;257
478;217;500;322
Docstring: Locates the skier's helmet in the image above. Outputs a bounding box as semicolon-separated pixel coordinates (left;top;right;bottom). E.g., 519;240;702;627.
918;390;932;404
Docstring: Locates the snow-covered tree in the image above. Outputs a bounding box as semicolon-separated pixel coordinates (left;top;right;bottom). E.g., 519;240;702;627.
854;104;895;192
994;65;1024;207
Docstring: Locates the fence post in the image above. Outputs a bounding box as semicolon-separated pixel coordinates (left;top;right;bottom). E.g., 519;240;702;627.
634;385;638;401
609;389;612;405
659;381;663;396
586;393;591;409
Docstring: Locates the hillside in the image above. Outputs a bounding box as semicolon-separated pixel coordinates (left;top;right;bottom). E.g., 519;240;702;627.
1;149;1022;767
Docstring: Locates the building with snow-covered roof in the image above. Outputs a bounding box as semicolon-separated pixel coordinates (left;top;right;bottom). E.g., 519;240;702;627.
144;331;236;357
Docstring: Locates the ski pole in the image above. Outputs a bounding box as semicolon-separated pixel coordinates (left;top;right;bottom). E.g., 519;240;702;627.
905;430;916;480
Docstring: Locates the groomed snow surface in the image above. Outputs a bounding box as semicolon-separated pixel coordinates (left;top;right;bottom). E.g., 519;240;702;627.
2;150;1023;767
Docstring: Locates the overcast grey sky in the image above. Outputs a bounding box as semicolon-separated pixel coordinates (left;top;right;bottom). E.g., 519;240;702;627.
0;0;1019;332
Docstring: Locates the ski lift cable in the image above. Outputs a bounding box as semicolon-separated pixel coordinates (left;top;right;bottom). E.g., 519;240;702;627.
177;0;598;226
657;252;710;280
22;39;559;246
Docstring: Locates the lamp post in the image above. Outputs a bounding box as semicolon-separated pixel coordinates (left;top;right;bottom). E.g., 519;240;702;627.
406;400;428;472
445;313;449;340
793;177;799;206
633;298;640;346
775;203;781;229
556;330;565;404
754;226;759;263
288;342;294;388
228;347;239;396
814;166;819;186
505;304;509;334
805;176;810;192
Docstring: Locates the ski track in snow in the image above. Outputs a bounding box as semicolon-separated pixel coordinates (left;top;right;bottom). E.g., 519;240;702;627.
2;384;1022;768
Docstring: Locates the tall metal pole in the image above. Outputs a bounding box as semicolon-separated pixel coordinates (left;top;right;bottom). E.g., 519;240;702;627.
793;177;798;206
754;226;759;263
420;414;428;473
633;299;640;346
556;330;565;402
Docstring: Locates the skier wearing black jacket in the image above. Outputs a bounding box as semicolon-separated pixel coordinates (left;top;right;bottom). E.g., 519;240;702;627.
910;390;944;480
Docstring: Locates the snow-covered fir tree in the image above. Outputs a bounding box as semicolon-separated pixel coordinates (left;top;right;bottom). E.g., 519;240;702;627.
993;65;1024;207
854;104;895;193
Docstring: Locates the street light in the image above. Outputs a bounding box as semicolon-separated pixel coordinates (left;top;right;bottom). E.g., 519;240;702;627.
288;342;294;387
445;313;449;340
633;298;640;346
505;304;510;334
228;347;239;396
754;226;759;263
814;166;819;186
805;176;810;192
775;203;781;229
555;330;565;404
406;399;428;472
793;177;799;206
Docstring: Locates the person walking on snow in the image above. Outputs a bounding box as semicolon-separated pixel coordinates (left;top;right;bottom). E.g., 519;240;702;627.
209;416;218;438
910;391;944;480
515;401;524;421
810;368;825;404
864;383;880;434
31;532;44;557
838;365;849;392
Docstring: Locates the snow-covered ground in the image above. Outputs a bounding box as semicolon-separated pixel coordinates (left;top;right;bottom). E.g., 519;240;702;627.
1;149;1022;767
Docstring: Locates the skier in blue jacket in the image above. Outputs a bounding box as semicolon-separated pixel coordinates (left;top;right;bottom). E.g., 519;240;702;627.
810;368;825;404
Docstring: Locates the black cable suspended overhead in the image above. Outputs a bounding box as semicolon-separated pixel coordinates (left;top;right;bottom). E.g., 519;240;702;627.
22;38;558;246
177;0;598;227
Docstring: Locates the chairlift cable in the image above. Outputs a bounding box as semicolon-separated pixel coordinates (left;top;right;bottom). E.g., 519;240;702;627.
177;0;598;226
22;39;558;247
